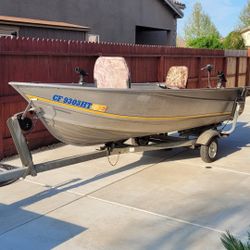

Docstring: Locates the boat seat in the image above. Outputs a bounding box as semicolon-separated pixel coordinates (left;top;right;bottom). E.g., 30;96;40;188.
164;66;188;89
94;56;131;88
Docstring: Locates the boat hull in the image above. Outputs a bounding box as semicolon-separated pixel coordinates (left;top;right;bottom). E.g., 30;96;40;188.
9;82;244;146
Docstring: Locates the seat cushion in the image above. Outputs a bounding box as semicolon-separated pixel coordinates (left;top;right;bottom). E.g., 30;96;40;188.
165;66;188;89
94;57;130;88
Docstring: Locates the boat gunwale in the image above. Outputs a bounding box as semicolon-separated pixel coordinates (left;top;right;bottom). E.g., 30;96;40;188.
9;81;244;94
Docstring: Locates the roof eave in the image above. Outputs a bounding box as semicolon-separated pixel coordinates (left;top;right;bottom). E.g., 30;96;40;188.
240;27;250;34
0;16;90;32
163;0;184;18
0;21;90;32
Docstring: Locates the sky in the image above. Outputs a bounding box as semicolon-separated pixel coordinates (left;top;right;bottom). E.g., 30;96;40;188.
177;0;248;38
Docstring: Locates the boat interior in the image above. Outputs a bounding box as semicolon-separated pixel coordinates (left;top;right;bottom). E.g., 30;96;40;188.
77;56;189;90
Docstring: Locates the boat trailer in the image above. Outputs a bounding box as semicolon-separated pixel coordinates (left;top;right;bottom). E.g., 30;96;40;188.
0;100;243;187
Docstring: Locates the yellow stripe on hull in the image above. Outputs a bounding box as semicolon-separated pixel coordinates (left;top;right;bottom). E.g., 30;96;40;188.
26;94;231;121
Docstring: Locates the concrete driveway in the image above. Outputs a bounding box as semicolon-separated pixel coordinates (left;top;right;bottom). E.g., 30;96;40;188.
0;98;250;250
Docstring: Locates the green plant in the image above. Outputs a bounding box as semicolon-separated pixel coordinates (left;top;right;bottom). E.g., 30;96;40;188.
187;35;223;49
223;31;245;50
239;0;250;28
184;2;220;41
221;231;250;250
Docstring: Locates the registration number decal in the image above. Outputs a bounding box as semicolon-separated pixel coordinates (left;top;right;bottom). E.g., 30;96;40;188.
52;95;107;112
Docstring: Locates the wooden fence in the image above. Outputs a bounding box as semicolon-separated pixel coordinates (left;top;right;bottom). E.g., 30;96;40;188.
0;36;249;159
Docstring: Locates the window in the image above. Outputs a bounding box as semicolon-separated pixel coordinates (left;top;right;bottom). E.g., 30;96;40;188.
87;34;100;43
0;25;19;37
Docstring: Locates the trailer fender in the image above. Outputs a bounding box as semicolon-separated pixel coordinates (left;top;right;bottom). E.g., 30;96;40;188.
196;129;220;146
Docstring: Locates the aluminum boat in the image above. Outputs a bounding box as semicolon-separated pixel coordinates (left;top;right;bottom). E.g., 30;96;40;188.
9;81;246;146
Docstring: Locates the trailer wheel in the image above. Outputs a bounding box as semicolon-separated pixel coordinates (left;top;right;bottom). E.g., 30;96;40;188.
135;136;149;146
18;117;33;132
200;137;218;163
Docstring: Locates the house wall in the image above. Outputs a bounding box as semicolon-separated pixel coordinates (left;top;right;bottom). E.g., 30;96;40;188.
242;30;250;47
0;0;178;45
19;27;86;40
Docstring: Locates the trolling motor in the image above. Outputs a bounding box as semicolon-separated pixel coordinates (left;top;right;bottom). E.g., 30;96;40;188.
75;67;89;85
217;71;227;88
201;64;213;88
201;64;226;88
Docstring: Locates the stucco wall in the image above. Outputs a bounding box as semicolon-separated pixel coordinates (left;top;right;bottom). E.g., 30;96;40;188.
242;30;250;47
19;27;86;40
0;0;178;45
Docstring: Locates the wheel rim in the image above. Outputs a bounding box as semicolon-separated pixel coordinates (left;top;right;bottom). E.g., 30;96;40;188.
208;141;217;159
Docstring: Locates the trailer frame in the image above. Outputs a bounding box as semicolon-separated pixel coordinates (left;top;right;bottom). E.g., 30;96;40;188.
0;100;242;186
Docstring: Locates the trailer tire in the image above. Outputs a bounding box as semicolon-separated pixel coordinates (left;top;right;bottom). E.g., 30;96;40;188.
135;136;149;146
200;137;218;163
18;117;33;132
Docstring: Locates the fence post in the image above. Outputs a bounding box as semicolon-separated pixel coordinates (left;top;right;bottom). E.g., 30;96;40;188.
0;119;3;159
197;56;202;88
235;57;240;87
157;56;165;82
247;57;250;87
223;56;228;78
246;49;250;87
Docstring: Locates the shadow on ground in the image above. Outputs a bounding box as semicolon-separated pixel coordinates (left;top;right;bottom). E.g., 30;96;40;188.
0;198;86;250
